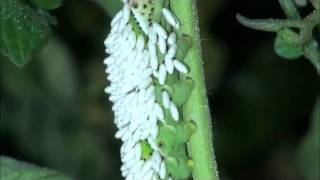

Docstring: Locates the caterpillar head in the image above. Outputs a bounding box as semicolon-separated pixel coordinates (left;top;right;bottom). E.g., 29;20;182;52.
128;0;164;34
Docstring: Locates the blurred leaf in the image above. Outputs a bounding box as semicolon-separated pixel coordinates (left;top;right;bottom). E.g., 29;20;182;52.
94;0;122;16
38;37;77;103
0;57;115;180
0;156;73;180
274;28;304;59
29;0;63;10
39;10;58;25
0;0;50;67
310;0;320;9
297;98;320;180
294;0;308;7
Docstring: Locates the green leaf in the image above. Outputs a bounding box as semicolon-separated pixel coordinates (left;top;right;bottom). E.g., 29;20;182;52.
1;156;73;180
0;0;50;67
297;98;320;180
94;0;122;16
29;0;63;10
310;0;320;9
274;28;304;59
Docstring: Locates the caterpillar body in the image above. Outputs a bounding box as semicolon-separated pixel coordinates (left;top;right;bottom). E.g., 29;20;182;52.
104;0;194;179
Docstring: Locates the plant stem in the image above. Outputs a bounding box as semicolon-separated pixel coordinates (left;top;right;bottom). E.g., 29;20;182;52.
278;0;301;19
170;1;219;179
304;40;320;74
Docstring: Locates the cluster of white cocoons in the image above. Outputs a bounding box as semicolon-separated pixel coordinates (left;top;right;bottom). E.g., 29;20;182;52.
104;1;188;180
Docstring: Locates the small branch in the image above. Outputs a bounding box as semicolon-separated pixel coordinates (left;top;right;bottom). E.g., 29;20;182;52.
236;14;303;32
304;40;320;74
237;8;320;75
310;0;320;9
278;0;301;19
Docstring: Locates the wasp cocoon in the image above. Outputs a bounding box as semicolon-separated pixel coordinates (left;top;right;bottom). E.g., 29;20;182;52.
104;1;194;179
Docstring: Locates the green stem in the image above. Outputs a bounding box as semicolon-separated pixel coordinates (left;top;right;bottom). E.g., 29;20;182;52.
304;40;320;74
171;1;219;179
236;14;304;32
278;0;301;19
237;8;320;75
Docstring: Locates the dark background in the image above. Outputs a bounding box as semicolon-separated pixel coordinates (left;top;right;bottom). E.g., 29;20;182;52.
1;0;319;180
